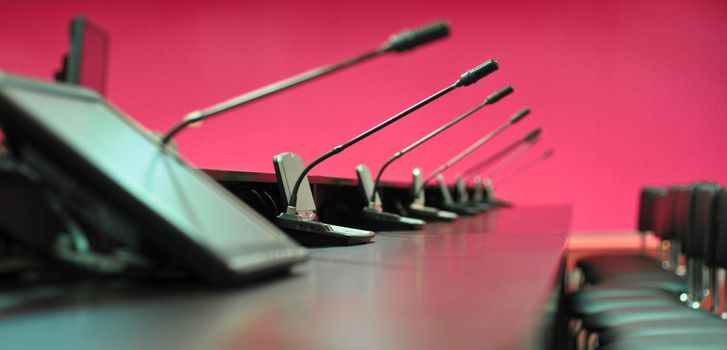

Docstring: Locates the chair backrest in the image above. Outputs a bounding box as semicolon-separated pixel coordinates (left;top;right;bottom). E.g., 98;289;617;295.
653;186;683;239
669;185;692;243
701;185;721;267
651;188;670;239
684;184;720;262
638;187;668;233
712;188;727;269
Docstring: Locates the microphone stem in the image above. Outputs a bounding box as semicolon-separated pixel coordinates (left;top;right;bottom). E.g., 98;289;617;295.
493;150;553;187
161;48;386;144
484;142;533;180
370;99;490;204
419;120;512;195
457;138;526;179
371;154;400;204
289;82;460;208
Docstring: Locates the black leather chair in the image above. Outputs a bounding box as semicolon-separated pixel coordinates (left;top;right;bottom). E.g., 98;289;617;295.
576;187;671;285
585;184;727;349
565;187;686;321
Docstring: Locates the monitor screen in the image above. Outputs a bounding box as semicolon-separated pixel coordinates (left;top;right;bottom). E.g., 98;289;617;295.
0;73;307;282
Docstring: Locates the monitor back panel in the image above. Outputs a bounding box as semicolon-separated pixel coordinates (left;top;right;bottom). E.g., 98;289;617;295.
0;72;307;284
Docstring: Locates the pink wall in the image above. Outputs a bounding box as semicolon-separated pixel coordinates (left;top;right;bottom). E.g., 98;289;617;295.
3;0;727;231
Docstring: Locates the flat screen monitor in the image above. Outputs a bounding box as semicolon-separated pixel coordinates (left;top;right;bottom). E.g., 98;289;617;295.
0;72;307;284
55;15;109;96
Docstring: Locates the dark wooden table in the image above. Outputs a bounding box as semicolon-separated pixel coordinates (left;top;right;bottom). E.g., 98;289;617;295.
0;205;571;350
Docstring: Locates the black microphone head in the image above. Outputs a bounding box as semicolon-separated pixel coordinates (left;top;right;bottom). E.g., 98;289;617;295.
458;59;499;87
510;107;530;124
486;85;514;104
385;20;450;52
524;128;542;142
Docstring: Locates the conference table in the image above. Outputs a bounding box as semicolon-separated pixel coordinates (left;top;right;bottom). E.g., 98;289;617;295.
0;198;571;350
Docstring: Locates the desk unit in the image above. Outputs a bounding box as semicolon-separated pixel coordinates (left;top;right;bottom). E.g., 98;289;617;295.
206;169;463;228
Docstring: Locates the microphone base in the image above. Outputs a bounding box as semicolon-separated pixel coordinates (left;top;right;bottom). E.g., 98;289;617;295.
439;202;480;216
276;213;375;246
464;201;495;212
361;207;425;231
473;199;512;209
407;204;458;222
489;199;513;208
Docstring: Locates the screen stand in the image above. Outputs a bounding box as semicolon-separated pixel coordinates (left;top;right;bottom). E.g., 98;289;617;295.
0;150;149;277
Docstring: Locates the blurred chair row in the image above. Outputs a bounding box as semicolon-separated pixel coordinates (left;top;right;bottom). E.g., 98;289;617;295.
566;183;727;349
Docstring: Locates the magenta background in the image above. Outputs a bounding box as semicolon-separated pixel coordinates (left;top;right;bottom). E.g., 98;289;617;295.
3;0;727;231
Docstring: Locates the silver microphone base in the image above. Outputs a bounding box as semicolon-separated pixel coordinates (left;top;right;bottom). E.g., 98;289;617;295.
438;202;480;216
407;204;458;222
361;207;425;231
489;199;513;208
276;213;374;246
467;201;494;212
473;199;512;209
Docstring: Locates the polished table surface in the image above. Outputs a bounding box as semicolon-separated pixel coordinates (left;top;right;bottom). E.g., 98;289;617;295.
0;205;571;350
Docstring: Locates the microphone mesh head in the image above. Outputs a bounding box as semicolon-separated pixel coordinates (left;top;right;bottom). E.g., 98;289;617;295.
486;85;514;104
459;59;498;86
525;128;542;142
510;107;531;124
386;20;450;52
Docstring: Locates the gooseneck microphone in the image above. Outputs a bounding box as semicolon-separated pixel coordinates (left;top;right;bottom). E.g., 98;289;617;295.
480;130;541;180
416;107;531;195
370;85;513;204
461;129;541;208
160;20;450;145
494;148;554;186
474;148;554;208
285;59;500;212
457;127;541;179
